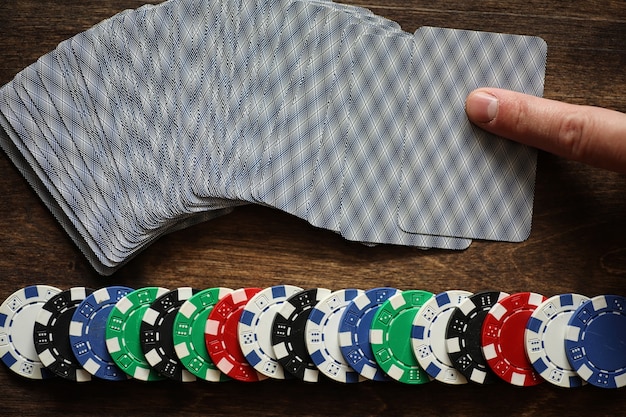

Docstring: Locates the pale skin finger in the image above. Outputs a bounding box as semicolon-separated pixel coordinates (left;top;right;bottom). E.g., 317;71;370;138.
465;88;626;173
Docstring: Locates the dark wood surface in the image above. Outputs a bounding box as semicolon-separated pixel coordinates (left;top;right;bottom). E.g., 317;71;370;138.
1;1;626;415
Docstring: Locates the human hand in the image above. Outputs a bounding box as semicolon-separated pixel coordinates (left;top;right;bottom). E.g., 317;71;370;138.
465;88;626;173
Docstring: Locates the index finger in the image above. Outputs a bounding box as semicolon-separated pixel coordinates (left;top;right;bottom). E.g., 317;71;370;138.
465;88;626;173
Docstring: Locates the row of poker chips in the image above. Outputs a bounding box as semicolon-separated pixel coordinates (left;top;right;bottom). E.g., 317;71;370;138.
0;285;624;388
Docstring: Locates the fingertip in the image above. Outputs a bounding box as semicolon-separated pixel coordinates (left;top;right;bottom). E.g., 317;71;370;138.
465;89;499;124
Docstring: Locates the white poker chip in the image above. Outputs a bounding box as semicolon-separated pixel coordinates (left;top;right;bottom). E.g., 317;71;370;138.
238;284;303;379
411;290;472;384
0;285;61;379
305;289;366;383
525;293;590;387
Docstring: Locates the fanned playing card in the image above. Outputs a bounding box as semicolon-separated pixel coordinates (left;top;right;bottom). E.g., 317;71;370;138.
0;0;547;274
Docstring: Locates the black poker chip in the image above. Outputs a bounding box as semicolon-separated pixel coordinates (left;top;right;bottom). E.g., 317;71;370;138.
445;291;509;384
271;288;332;382
139;287;199;382
33;287;94;382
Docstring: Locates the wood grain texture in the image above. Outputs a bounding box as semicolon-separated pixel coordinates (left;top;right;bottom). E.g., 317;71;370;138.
1;0;626;415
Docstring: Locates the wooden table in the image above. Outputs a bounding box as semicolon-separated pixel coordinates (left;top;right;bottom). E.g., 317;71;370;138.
1;1;625;415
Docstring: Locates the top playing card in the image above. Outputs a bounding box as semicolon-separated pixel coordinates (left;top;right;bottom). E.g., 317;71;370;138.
398;27;546;242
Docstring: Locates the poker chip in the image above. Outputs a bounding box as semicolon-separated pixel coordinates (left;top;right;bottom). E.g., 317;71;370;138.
0;285;61;379
205;288;267;382
565;294;626;389
370;289;433;384
481;291;546;386
140;287;198;382
411;290;472;385
69;286;133;380
34;287;94;382
106;287;169;381
271;288;332;382
305;289;366;383
525;293;590;388
445;291;509;384
338;287;400;381
238;285;303;379
173;287;233;382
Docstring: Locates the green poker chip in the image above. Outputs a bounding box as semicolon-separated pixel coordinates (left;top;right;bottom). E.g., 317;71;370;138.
105;287;169;381
370;290;434;384
173;287;233;381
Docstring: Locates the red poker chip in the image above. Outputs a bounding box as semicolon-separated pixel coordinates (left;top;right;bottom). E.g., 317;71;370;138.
205;288;267;382
480;292;546;386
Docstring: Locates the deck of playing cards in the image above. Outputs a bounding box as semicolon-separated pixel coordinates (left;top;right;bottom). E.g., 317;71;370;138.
0;0;547;274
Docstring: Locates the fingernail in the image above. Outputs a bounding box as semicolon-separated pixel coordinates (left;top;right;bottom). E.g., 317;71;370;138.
466;91;499;123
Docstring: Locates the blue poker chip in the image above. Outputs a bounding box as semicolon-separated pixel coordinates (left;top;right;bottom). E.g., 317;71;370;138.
338;287;400;381
69;286;133;380
565;294;626;389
